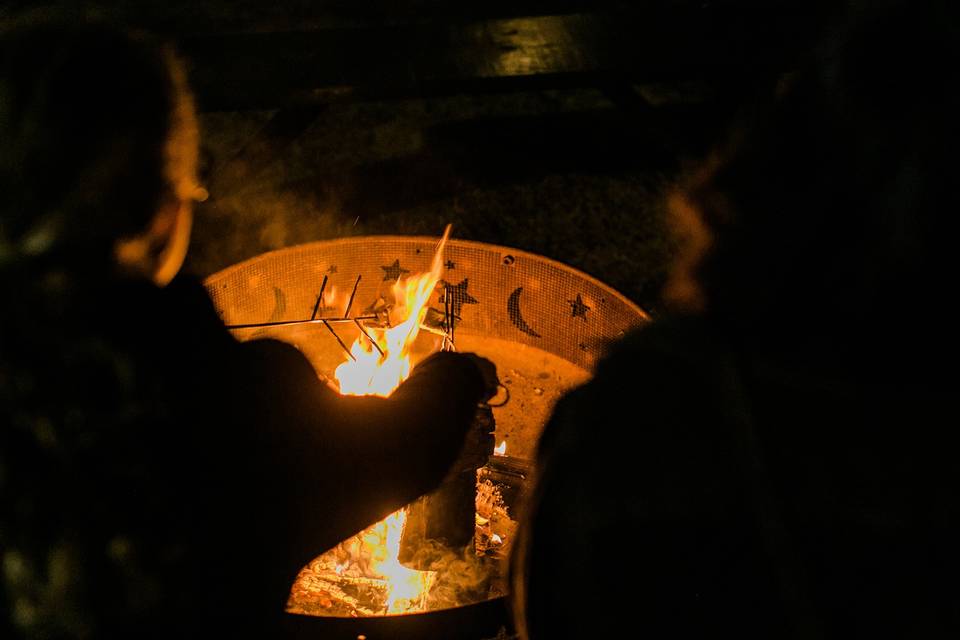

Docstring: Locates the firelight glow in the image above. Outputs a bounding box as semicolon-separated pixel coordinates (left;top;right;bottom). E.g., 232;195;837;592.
494;440;507;456
367;509;436;613
334;225;451;397
328;226;452;613
323;284;337;309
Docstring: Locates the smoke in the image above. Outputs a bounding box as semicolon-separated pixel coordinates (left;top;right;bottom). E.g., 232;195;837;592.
404;540;492;610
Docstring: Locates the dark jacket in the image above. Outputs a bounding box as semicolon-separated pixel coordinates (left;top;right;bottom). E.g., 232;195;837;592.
516;314;958;639
0;267;484;638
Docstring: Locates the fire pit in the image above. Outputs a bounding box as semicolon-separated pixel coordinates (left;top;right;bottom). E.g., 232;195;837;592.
204;235;648;639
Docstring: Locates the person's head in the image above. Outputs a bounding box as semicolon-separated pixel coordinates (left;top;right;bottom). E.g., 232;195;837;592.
664;3;958;349
0;19;203;285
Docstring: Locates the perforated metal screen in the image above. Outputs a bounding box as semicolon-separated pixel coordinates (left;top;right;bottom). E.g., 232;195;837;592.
205;236;648;372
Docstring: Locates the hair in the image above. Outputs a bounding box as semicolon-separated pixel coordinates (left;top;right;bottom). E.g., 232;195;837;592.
664;3;958;351
0;19;199;267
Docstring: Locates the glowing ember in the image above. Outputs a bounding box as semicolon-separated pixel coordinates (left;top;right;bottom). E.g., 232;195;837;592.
335;225;451;397
494;440;507;456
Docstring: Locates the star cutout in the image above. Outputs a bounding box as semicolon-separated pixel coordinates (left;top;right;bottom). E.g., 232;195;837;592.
445;260;456;270
381;259;410;282
326;264;338;274
439;278;478;319
568;294;590;321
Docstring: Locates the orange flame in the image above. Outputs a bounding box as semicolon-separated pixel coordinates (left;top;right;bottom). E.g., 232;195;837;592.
335;225;451;396
328;227;452;613
373;509;436;612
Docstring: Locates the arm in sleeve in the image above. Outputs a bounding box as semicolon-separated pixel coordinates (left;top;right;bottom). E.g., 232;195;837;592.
233;339;485;564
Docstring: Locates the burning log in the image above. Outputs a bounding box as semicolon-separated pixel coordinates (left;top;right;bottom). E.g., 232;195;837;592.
399;405;495;566
475;453;530;563
478;452;531;513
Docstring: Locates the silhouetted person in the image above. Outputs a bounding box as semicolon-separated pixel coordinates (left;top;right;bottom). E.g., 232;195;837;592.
0;22;494;638
513;4;959;638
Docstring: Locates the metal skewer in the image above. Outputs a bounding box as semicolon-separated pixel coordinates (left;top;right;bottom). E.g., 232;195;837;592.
310;274;328;321
322;319;356;360
224;315;378;331
344;274;362;318
354;318;386;357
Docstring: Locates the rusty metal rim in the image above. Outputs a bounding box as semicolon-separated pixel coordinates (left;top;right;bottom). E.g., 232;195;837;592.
284;592;511;639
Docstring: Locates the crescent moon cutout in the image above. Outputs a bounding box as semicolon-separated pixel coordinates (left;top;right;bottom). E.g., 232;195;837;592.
508;287;542;338
249;287;287;340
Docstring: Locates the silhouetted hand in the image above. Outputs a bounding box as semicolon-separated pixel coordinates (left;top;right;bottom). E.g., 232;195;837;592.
459;353;500;402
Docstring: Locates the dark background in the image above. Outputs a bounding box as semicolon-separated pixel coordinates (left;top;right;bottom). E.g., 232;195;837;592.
1;1;836;312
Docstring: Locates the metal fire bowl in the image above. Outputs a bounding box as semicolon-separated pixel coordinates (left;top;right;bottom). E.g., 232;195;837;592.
284;597;509;640
204;236;649;636
206;236;649;460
